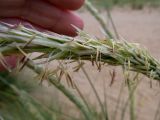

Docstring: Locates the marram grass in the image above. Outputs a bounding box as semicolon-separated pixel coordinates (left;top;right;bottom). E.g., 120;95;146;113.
0;22;160;81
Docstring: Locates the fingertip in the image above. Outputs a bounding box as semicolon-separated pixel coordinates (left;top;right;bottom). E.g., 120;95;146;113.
67;0;85;10
47;0;85;10
65;13;84;36
71;17;84;36
52;12;84;36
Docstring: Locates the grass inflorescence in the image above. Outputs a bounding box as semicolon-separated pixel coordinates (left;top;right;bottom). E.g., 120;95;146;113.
0;23;160;81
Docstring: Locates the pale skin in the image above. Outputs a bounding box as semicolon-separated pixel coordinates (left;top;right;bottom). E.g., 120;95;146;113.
0;0;85;71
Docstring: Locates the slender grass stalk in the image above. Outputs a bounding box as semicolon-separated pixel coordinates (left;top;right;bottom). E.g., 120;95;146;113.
105;5;120;39
103;73;109;120
112;81;125;120
121;74;141;120
80;63;108;120
85;0;114;38
74;82;93;115
154;100;160;120
127;78;136;120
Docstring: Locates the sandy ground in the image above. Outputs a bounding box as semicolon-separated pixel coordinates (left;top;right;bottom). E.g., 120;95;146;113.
34;8;160;120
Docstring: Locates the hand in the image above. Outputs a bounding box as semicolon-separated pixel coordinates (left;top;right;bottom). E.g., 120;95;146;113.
0;0;84;71
0;0;84;36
